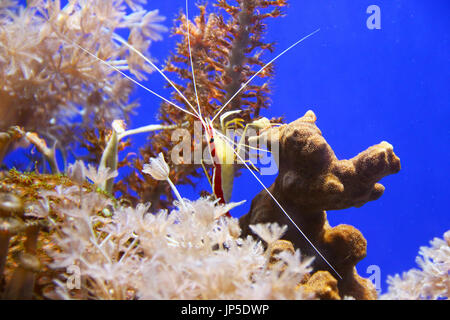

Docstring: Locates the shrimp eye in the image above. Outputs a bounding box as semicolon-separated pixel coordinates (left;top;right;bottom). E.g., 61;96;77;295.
210;137;214;143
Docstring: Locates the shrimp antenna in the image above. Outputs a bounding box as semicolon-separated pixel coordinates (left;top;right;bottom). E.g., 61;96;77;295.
212;28;321;123
185;0;204;123
112;34;203;121
58;33;199;119
213;129;342;280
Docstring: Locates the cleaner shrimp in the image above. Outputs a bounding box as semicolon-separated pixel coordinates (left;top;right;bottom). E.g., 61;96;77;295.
56;0;342;280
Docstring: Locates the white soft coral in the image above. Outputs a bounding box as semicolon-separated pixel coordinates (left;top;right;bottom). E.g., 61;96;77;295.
381;231;450;300
41;177;313;299
0;1;167;143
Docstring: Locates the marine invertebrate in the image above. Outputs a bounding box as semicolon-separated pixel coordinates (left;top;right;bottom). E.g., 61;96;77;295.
0;193;26;284
0;0;414;301
3;220;41;299
22;160;313;300
143;152;186;209
120;0;287;209
0;167;116;299
302;271;341;300
239;110;401;299
0;192;48;299
0;161;314;300
381;230;450;300
0;0;167;167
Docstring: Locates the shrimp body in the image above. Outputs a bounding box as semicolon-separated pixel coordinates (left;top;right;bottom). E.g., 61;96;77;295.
205;119;235;216
211;134;235;203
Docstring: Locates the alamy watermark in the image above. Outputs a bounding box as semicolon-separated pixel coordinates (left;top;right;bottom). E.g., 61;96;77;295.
366;264;382;293
66;265;81;290
367;5;381;30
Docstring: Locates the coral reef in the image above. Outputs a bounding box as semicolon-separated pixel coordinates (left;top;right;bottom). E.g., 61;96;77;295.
0;192;44;299
0;167;116;299
1;0;442;301
302;271;341;300
0;0;166;169
0;163;314;299
120;0;285;209
239;110;401;299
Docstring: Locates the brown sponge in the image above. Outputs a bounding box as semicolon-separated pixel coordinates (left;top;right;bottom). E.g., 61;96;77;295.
240;110;400;299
